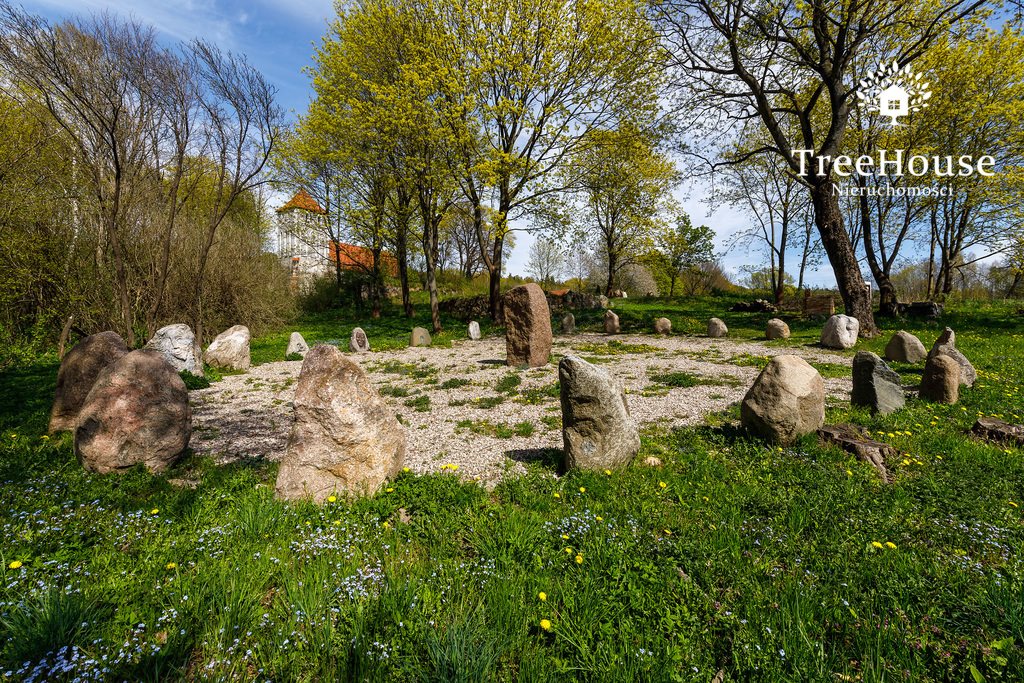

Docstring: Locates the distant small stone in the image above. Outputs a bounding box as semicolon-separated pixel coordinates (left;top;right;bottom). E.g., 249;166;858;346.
707;318;728;338
765;318;790;340
559;355;640;471
741;355;824;444
604;310;620;334
561;312;576;335
598;295;609;308
468;321;481;340
349;327;370;353
49;331;129;434
851;351;905;415
145;323;203;375
410;327;432;347
654;317;671;335
287;332;309;358
820;314;859;349
919;354;960;404
927;327;975;386
205;325;251;371
884;331;926;363
643;456;662;467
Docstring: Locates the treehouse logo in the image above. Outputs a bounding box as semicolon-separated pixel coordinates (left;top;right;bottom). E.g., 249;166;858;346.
857;61;932;126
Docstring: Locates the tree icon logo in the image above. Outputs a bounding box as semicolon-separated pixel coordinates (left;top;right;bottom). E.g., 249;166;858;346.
857;61;932;125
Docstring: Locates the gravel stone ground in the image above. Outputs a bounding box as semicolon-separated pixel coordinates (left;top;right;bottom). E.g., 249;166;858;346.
189;333;854;486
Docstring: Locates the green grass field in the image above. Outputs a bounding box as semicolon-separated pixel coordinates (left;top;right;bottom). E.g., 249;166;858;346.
0;296;1022;681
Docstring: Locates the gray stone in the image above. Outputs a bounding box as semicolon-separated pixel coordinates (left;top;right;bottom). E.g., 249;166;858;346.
598;295;609;308
604;310;620;334
820;314;860;349
204;325;251;371
851;351;905;415
741;355;825;444
707;318;728;338
287;332;309;358
74;349;191;474
275;345;405;501
349;327;370;353
145;323;203;375
503;283;553;368
654;317;672;335
971;418;1024;447
468;321;481;340
410;327;432;347
884;331;926;363
927;328;976;386
561;312;576;335
559;355;640;471
766;318;791;340
49;332;130;434
920;354;960;403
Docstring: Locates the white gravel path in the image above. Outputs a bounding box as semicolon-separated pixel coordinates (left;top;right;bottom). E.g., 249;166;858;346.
188;333;854;485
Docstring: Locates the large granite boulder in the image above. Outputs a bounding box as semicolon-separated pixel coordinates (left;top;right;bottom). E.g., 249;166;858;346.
559;355;640;471
287;332;309;358
927;328;976;387
561;313;576;335
204;325;251;371
654;317;672;335
145;323;203;375
604;310;620;334
884;331;926;363
920;354;960;404
349;327;370;353
503;283;552;368
410;327;432;347
49;332;130;434
741;355;825;444
468;321;481;341
707;318;728;338
74;350;191;474
851;351;905;415
820;314;860;349
766;318;791;340
275;345;406;501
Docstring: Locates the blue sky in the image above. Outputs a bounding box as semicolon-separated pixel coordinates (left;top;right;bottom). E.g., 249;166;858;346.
23;0;810;287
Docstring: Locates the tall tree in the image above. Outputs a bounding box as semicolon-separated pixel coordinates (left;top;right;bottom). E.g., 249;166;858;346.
659;0;986;335
650;212;715;297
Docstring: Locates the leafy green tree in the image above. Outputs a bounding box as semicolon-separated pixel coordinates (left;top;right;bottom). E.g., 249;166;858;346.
650;213;715;297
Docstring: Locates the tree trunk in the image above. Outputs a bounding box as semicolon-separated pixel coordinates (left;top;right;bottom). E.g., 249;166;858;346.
857;184;899;317
606;248;617;296
810;181;876;336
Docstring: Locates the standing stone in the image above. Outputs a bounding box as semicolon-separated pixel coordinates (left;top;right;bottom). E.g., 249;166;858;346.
49;332;129;433
145;323;203;375
707;318;728;338
468;321;481;341
410;327;432;347
559;355;640;471
927;328;976;386
503;283;553;368
851;351;905;415
275;345;405;501
920;354;960;404
598;295;610;308
765;318;791;340
287;332;309;358
741;355;825;444
74;350;191;474
349;327;370;353
820;314;860;349
604;310;620;334
654;317;672;335
204;325;251;371
561;312;576;335
884;331;926;363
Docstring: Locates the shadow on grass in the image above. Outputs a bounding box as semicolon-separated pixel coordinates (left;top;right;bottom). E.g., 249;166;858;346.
506;447;563;474
0;360;58;433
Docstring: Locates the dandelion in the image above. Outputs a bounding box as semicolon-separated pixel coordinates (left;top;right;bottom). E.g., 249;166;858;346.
166;562;177;570
564;547;573;554
561;534;569;540
579;487;586;493
403;467;410;473
659;481;667;489
604;469;612;475
540;619;552;631
538;592;547;601
150;508;160;515
386;488;394;493
382;521;391;529
575;554;583;564
1009;501;1019;508
884;542;896;549
8;560;22;570
595;515;603;522
871;541;883;549
702;496;709;502
327;495;337;503
553;493;560;499
846;469;853;477
663;529;672;536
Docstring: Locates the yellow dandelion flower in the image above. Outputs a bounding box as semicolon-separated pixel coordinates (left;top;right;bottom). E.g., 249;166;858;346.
8;560;22;570
595;515;603;522
884;542;897;549
659;481;667;489
150;508;159;515
561;534;569;540
564;547;573;554
604;469;612;476
403;467;410;473
846;469;853;477
579;487;586;493
327;495;337;503
553;493;561;499
538;592;547;601
386;488;394;493
871;541;884;549
333;520;342;526
382;521;391;529
702;496;709;502
166;562;177;570
540;619;552;631
1009;501;1019;508
575;554;583;564
663;529;672;536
